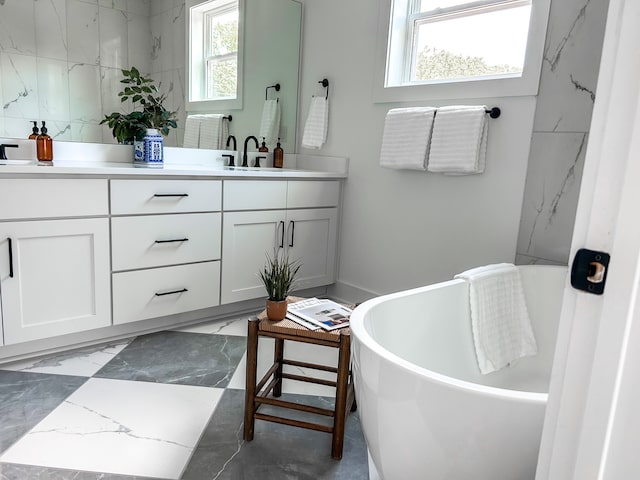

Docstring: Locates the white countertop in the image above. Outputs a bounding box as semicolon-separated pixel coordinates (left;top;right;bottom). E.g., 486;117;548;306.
0;160;346;178
0;140;348;179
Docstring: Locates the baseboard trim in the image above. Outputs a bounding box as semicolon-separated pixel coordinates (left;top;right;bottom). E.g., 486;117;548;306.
327;281;380;305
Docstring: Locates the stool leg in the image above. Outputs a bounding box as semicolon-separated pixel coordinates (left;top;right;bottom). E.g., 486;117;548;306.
332;333;351;459
243;318;259;441
273;338;284;397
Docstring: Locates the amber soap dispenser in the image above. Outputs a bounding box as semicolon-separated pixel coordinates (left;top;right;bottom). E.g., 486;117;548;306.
36;121;53;162
28;121;39;139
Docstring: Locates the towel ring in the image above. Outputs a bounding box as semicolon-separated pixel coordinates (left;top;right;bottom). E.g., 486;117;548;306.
265;83;281;101
319;78;329;99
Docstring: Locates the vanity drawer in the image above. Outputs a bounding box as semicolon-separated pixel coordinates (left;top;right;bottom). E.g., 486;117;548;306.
0;179;108;219
287;180;340;208
223;180;287;210
111;179;222;214
112;261;221;325
111;212;221;271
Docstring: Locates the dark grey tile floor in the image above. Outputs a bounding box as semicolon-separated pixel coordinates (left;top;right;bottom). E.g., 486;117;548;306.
0;315;368;480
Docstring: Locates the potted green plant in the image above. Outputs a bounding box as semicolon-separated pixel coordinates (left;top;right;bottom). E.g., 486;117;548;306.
100;67;178;144
258;250;302;321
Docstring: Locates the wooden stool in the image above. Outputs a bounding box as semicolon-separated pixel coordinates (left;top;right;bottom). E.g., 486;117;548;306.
243;310;356;459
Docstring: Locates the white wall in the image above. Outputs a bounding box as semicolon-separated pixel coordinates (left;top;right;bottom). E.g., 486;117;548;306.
297;0;539;300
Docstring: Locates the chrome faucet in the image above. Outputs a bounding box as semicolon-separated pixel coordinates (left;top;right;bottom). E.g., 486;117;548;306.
243;135;259;168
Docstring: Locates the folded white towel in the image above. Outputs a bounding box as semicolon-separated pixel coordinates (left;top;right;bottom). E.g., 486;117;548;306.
198;114;225;149
380;107;436;170
258;100;281;146
455;263;537;374
302;96;329;149
183;115;201;148
427;105;488;174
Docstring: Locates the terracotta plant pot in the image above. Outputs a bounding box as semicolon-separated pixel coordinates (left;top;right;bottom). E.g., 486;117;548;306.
266;299;288;321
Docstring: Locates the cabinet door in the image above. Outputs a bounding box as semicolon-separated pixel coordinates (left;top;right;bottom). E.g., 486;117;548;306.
285;208;338;290
0;218;111;345
221;210;285;304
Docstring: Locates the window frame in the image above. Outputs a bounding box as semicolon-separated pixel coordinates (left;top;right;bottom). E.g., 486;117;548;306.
186;0;245;112
373;0;551;102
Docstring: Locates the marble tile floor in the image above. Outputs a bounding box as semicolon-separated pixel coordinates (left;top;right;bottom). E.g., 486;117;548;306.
0;313;368;480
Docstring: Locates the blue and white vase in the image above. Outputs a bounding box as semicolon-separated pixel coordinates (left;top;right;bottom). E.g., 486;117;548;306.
133;128;164;167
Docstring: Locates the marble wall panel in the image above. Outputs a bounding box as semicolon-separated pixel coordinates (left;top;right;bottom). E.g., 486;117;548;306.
35;0;68;61
516;0;609;266
1;53;39;119
0;0;152;141
0;1;36;56
37;58;70;122
99;6;129;69
67;0;100;65
517;132;587;264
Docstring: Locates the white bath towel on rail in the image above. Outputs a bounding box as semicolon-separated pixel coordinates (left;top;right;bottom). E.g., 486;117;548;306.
455;263;537;374
302;96;329;149
379;107;436;170
198;114;226;149
258;99;281;146
183;115;201;148
427;105;488;174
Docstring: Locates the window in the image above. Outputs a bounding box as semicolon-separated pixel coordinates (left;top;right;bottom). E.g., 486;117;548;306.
374;0;550;101
187;0;244;111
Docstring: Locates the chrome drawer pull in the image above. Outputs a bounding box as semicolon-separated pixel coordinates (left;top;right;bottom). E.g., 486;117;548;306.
155;288;188;297
153;193;189;197
154;238;189;244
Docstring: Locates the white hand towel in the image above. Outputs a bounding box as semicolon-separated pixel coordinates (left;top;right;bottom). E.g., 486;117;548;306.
455;263;537;375
198;114;224;149
379;107;436;170
302;96;329;149
258;100;281;146
427;105;488;174
183;115;201;148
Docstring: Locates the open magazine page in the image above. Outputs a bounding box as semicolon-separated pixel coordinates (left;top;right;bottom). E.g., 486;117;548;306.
285;313;321;330
288;298;352;331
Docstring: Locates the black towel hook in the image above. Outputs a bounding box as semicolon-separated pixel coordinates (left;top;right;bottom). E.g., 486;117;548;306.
265;83;281;101
319;78;329;99
223;115;232;122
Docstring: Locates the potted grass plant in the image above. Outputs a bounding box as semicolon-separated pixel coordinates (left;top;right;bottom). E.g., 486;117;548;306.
258;250;302;321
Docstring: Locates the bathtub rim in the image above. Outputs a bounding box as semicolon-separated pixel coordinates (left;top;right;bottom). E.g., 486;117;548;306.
350;266;568;405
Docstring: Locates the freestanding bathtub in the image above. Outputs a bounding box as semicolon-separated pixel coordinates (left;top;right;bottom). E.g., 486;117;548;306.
350;265;567;480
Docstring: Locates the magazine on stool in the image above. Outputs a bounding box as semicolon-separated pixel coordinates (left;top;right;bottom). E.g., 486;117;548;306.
287;298;352;331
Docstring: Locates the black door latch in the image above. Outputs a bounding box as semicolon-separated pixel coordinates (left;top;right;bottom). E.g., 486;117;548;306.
571;248;610;295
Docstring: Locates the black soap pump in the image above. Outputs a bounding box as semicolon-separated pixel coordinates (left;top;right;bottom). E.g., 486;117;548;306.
28;121;39;140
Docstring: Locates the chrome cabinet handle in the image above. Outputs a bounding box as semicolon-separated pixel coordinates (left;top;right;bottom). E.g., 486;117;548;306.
154;238;189;244
288;221;295;247
7;237;13;278
155;288;188;296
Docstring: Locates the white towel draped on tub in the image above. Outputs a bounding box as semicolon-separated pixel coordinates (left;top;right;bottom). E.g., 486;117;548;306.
455;263;537;375
427;105;488;174
302;96;329;149
379;107;436;170
258;99;281;145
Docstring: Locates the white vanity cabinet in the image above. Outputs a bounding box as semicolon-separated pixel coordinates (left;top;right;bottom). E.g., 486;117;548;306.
110;179;223;325
221;180;340;304
0;179;111;345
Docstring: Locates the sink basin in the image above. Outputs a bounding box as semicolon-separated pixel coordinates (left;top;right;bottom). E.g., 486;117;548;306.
0;159;37;166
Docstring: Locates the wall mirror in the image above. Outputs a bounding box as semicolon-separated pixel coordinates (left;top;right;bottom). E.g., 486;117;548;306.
0;0;301;153
187;0;301;153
